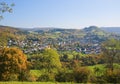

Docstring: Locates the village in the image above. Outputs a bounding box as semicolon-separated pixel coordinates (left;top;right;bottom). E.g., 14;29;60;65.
7;33;102;54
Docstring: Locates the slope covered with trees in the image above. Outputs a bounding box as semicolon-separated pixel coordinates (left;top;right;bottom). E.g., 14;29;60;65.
0;26;26;46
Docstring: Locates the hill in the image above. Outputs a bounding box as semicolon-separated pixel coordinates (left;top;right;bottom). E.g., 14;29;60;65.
0;25;120;54
101;27;120;34
0;26;26;46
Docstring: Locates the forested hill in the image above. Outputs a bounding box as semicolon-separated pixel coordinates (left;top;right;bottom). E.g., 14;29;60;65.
0;26;26;46
0;25;120;41
26;26;111;36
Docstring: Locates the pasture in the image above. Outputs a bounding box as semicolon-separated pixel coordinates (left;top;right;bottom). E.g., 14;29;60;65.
0;82;74;84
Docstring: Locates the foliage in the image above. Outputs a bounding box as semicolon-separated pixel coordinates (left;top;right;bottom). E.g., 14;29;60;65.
73;67;90;83
103;69;120;83
28;48;62;82
29;54;43;69
80;55;97;66
30;70;41;78
0;2;14;20
0;47;29;81
29;70;43;81
102;39;120;71
55;68;74;82
36;48;62;81
39;48;61;73
88;64;106;75
0;26;26;46
37;73;55;82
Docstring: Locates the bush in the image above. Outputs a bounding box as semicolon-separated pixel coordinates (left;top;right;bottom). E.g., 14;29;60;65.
8;74;18;81
103;69;120;83
27;75;37;82
73;67;90;83
37;73;55;82
55;68;74;82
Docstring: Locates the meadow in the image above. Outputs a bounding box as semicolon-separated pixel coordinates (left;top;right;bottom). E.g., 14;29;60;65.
0;82;75;84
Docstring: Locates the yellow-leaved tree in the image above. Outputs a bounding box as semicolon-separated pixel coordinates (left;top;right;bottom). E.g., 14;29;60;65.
0;47;29;81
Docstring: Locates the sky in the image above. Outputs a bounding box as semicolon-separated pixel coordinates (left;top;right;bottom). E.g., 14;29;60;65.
1;0;120;28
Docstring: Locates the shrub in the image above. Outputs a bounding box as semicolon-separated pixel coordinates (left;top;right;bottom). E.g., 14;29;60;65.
73;67;90;83
37;73;55;82
103;69;120;83
55;68;74;82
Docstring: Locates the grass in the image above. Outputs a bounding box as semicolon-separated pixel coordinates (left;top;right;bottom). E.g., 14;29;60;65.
88;64;105;70
0;82;75;84
0;82;50;84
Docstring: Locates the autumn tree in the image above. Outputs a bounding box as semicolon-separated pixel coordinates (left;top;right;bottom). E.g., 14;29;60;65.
0;47;29;81
102;39;120;71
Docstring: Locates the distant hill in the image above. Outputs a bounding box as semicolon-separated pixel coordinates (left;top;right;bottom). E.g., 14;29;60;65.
83;26;108;36
26;26;107;35
0;25;120;54
0;25;120;47
1;25;120;37
101;27;120;34
19;26;120;35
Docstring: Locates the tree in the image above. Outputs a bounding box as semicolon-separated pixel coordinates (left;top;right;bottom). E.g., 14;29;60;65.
55;68;74;82
0;2;14;20
102;39;120;71
36;48;61;81
0;47;29;81
40;48;61;73
103;69;120;83
73;67;90;83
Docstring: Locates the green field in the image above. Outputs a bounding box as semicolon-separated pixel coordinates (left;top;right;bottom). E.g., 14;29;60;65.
0;82;75;84
88;64;105;70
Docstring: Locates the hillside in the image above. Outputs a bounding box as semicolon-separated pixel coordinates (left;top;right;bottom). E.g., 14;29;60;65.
83;26;108;35
101;27;120;34
0;26;26;46
0;25;120;54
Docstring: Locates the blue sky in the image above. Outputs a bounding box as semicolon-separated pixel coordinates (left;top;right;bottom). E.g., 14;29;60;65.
1;0;120;28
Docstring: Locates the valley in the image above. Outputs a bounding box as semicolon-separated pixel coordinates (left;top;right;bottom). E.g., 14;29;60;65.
0;25;120;83
1;25;119;55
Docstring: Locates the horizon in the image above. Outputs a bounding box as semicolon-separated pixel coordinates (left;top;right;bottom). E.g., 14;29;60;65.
1;0;120;28
1;25;120;29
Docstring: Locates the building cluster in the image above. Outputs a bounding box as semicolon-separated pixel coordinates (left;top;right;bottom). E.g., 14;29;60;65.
7;34;102;54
